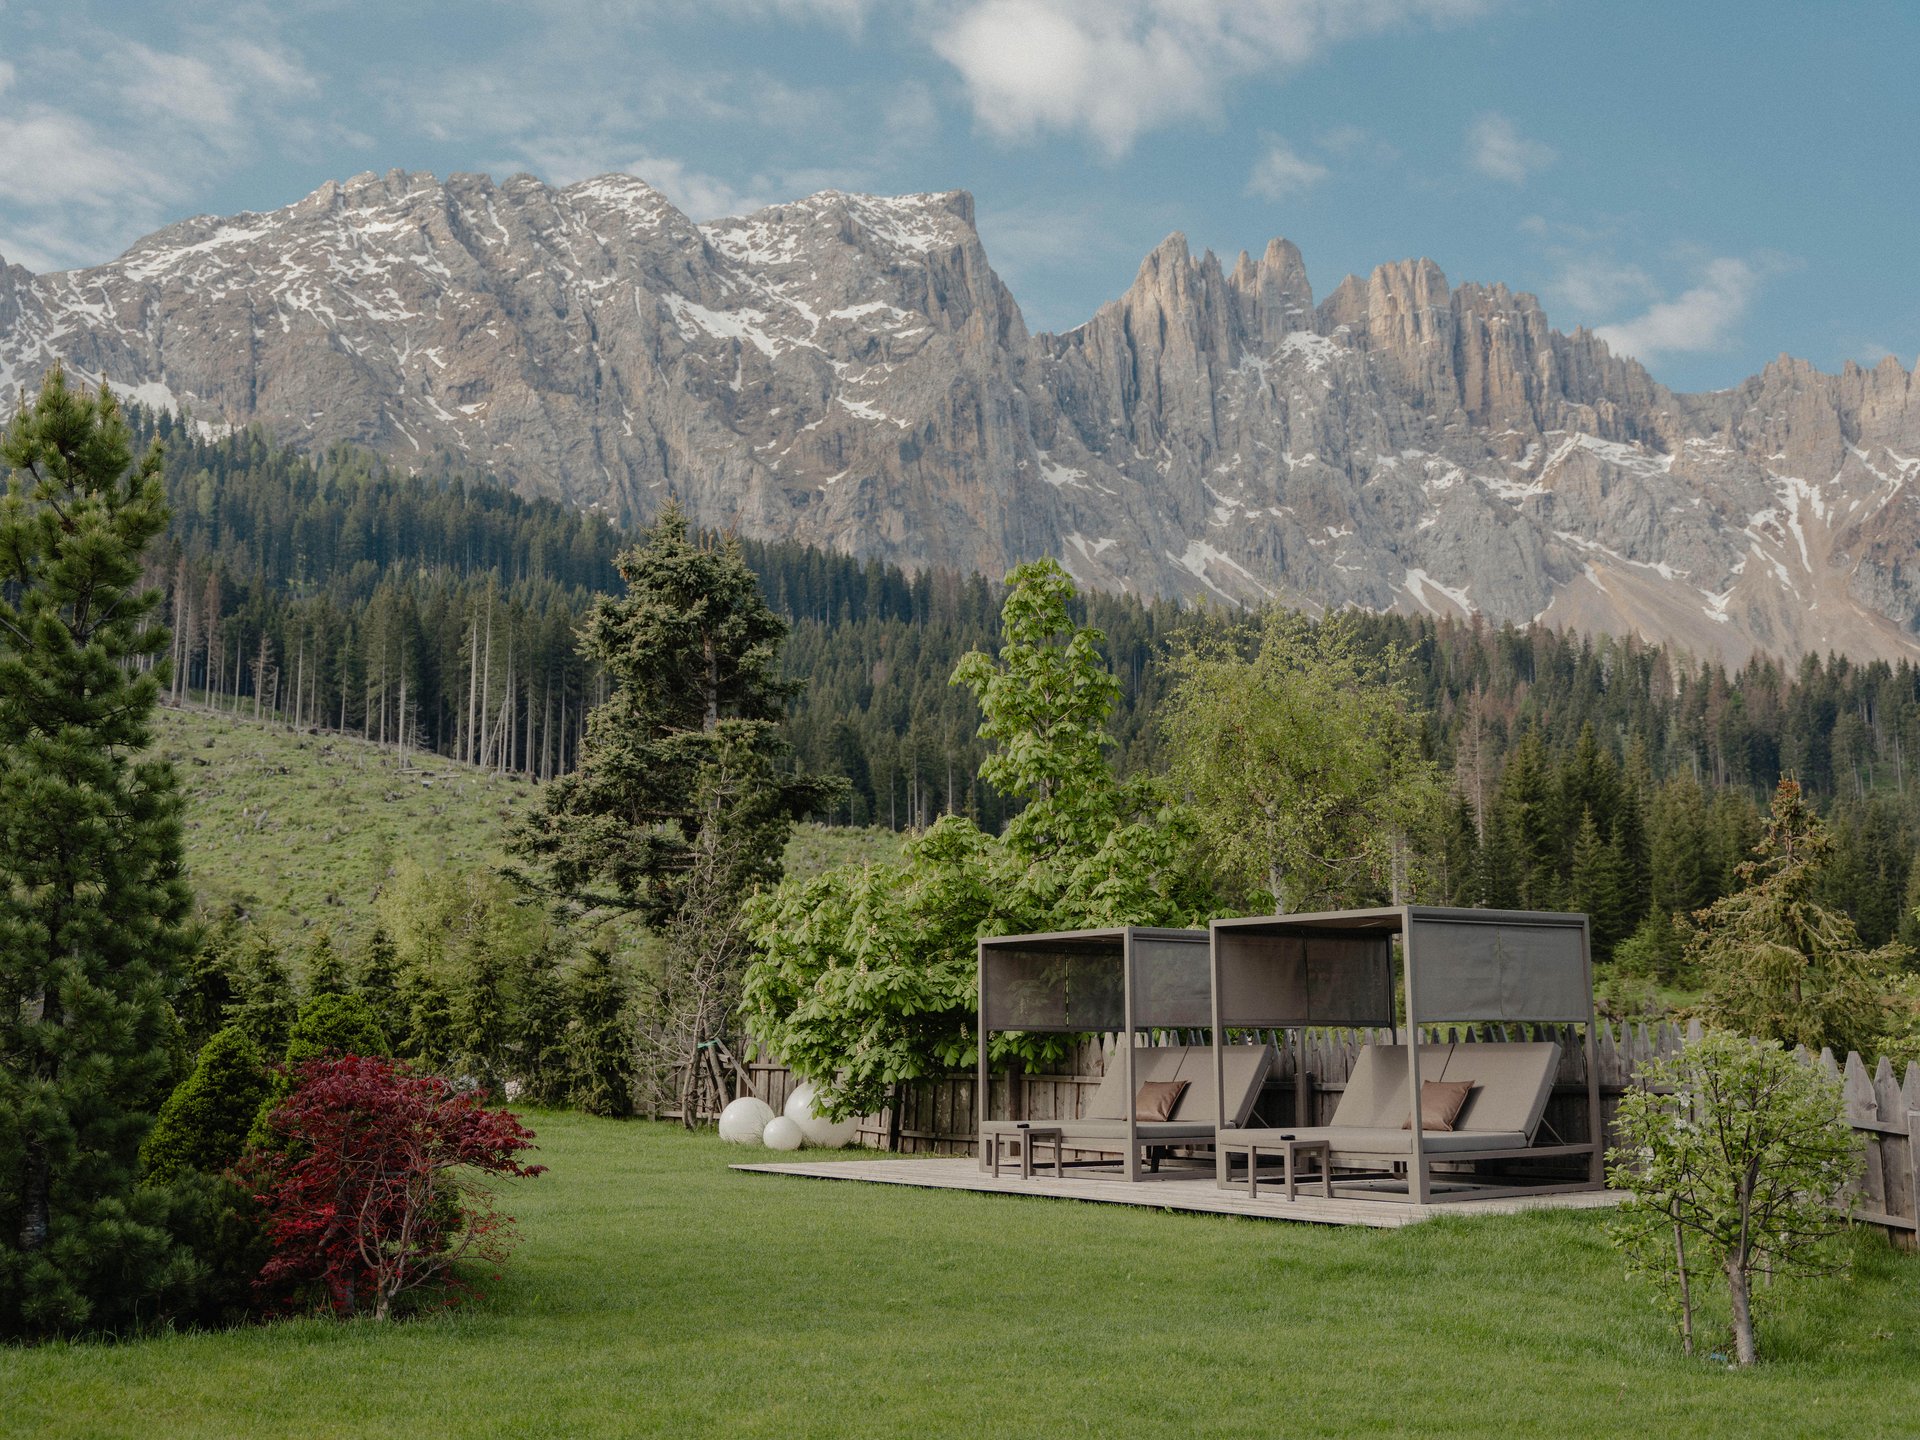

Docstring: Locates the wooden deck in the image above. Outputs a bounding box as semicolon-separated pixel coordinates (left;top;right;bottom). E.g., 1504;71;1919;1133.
732;1157;1627;1229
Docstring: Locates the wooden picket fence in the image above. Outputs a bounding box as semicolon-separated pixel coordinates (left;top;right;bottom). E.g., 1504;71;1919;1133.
712;1020;1919;1244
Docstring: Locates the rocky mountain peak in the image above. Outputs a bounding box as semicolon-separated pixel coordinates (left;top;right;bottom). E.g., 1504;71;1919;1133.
2;173;1918;666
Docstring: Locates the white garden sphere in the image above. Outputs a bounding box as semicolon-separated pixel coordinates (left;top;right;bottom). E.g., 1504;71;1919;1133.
717;1096;777;1145
784;1082;860;1149
761;1115;805;1151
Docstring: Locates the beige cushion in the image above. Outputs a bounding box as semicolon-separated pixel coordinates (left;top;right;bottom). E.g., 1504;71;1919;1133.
1083;1045;1277;1127
1219;1124;1530;1156
1436;1041;1560;1138
1084;1047;1185;1120
1327;1044;1452;1129
1135;1079;1189;1121
1401;1079;1475;1132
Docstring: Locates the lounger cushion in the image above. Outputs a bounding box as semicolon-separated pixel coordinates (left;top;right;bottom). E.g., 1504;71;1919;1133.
1435;1042;1560;1137
1083;1048;1185;1119
1402;1079;1475;1132
1327;1044;1452;1129
1081;1044;1276;1126
1219;1124;1529;1156
1135;1079;1189;1120
979;1119;1217;1144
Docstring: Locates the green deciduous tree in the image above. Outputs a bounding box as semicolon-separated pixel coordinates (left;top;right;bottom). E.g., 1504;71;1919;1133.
1158;611;1445;911
1607;1030;1860;1366
0;371;196;1333
1688;779;1903;1054
742;560;1213;1119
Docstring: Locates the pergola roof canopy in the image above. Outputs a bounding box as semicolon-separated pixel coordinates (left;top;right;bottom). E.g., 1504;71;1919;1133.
979;927;1210;1033
1212;905;1593;1029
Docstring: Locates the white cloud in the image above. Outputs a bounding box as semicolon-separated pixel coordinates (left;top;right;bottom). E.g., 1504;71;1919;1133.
1245;136;1328;200
623;155;768;219
932;0;1498;157
0;60;15;97
1595;258;1760;364
0;27;323;271
1550;257;1654;315
1467;112;1553;184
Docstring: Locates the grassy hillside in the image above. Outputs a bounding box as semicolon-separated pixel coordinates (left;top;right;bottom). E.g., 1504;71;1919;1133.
155;706;901;945
6;1117;1918;1439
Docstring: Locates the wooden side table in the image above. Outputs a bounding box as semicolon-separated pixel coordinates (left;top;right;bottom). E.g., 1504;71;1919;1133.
1239;1137;1332;1200
991;1126;1064;1179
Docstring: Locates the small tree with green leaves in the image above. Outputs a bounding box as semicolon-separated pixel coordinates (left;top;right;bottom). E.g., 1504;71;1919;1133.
1158;611;1445;911
1606;1030;1861;1366
742;559;1214;1120
1688;779;1902;1055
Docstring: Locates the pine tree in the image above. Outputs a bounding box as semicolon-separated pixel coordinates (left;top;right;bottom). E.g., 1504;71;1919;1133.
353;926;407;1043
1689;779;1902;1053
1569;810;1631;957
223;930;298;1058
141;1027;270;1185
510;502;834;928
302;928;350;997
510;503;836;1106
566;948;635;1118
0;372;196;1333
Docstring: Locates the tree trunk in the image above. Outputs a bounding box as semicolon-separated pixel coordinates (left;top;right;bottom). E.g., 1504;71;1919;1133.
1674;1221;1694;1357
1726;1255;1757;1365
17;1140;49;1253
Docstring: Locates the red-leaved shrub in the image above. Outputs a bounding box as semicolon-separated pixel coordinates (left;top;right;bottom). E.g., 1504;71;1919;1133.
247;1055;544;1320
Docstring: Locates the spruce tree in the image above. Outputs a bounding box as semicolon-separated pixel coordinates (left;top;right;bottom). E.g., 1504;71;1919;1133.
354;926;406;1042
223;929;297;1058
511;504;835;1104
302;928;350;997
0;372;195;1333
511;502;833;928
1689;779;1901;1053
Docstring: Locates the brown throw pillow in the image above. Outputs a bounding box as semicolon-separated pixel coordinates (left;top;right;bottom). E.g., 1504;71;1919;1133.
1400;1079;1476;1132
1135;1078;1190;1121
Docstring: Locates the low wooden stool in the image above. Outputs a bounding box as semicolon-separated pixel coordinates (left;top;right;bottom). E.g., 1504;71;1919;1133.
1245;1137;1332;1200
991;1126;1064;1179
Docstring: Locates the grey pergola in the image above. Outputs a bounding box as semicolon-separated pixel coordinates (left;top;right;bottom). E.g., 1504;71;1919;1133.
977;927;1211;1181
1209;905;1602;1202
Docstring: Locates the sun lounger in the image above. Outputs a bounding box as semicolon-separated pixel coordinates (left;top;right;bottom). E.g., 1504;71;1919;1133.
979;1042;1276;1176
1217;1040;1561;1192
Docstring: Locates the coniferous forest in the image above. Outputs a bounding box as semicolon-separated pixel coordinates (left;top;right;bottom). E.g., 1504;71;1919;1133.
138;410;1920;963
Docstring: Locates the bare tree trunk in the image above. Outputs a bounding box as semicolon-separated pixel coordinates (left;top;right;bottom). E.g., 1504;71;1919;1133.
465;617;480;765
1727;1255;1756;1365
1674;1221;1694;1357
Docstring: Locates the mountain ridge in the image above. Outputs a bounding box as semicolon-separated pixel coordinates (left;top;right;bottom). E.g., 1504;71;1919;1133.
3;167;1916;665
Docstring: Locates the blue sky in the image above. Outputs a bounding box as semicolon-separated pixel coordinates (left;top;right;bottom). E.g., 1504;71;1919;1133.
0;0;1912;391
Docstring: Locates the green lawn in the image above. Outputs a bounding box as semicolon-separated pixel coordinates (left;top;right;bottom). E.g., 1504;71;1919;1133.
6;1118;1919;1439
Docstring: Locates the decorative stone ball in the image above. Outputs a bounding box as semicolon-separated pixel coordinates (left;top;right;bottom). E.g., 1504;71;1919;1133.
717;1096;777;1145
761;1115;805;1151
784;1082;860;1149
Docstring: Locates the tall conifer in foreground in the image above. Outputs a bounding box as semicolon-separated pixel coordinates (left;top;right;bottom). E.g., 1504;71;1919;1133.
0;371;194;1333
511;503;836;1117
